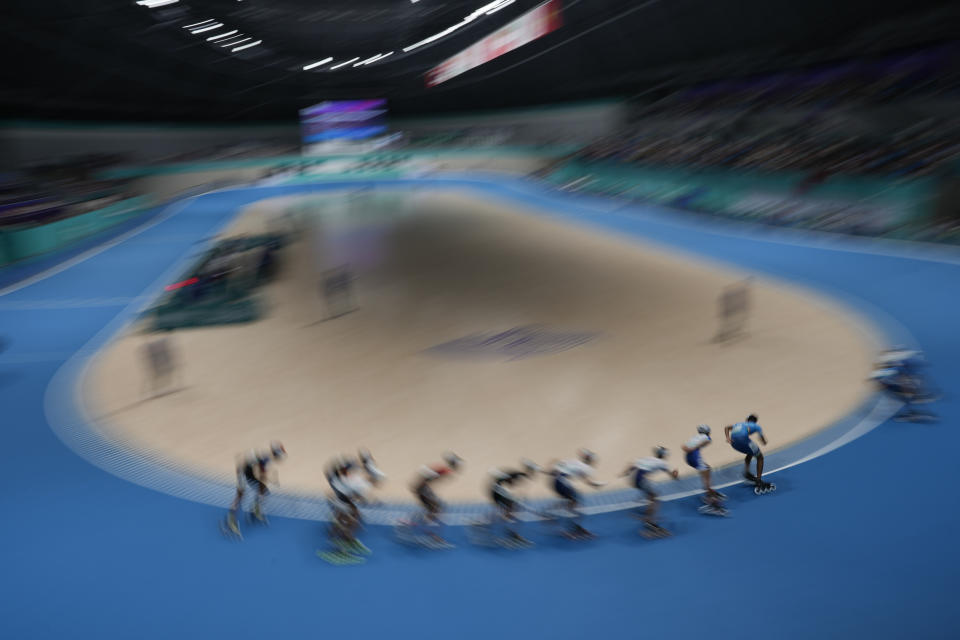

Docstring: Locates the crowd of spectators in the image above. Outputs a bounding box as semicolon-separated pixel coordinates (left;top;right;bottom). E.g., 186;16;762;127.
577;45;960;182
0;154;135;228
577;121;960;181
643;44;960;118
155;141;298;165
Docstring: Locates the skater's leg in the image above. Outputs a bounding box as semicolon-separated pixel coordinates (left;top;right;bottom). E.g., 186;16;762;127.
565;497;587;534
644;490;659;525
230;490;242;514
252;480;269;520
227;486;244;532
699;468;722;505
755;453;765;483
700;468;716;495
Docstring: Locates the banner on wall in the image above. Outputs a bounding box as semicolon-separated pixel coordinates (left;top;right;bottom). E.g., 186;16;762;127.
425;0;563;87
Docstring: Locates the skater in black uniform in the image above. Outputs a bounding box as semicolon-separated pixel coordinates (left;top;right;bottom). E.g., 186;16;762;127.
226;441;286;536
322;450;385;560
401;452;463;547
480;460;540;547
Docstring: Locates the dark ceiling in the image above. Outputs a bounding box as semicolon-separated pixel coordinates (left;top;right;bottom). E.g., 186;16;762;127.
1;0;958;122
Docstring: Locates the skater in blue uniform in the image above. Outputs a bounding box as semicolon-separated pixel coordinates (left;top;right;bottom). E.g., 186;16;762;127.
682;424;727;514
724;415;773;492
621;446;678;534
871;348;938;422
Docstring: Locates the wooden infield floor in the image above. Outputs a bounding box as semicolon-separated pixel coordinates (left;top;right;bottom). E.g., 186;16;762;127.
86;189;875;505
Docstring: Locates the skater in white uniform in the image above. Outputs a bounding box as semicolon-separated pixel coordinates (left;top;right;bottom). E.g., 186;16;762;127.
547;449;606;539
621;446;678;535
682;425;727;515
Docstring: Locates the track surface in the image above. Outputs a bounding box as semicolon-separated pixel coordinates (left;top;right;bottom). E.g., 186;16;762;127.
2;176;958;639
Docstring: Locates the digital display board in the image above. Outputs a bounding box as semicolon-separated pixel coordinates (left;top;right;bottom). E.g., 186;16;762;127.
299;99;388;143
426;0;562;87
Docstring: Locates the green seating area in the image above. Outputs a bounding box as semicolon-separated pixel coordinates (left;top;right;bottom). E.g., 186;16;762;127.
146;233;287;331
548;160;941;240
0;195;153;266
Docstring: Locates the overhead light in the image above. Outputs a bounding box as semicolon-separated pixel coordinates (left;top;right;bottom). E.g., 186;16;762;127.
207;30;238;41
184;19;215;29
303;57;334;70
354;54;383;67
221;37;250;47
485;0;514;14
136;0;179;7
191;23;224;34
232;40;262;52
404;0;509;52
330;57;360;69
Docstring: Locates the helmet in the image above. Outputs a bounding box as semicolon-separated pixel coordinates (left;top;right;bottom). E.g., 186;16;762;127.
697;424;711;436
653;446;669;459
443;451;462;470
746;414;758;423
270;441;287;460
578;448;596;465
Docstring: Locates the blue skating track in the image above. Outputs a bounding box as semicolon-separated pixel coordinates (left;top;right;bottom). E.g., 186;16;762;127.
2;175;957;639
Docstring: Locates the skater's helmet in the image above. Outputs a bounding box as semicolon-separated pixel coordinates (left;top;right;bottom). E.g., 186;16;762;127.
443;451;463;470
338;455;356;473
653;445;669;459
746;414;758;423
578;448;596;465
270;441;287;460
697;424;711;436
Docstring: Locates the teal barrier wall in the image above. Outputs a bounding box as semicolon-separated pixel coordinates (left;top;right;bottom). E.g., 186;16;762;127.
0;195;152;266
549;161;939;236
98;146;579;179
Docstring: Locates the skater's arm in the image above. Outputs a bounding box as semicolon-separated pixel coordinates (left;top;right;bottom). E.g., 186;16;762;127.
619;464;635;478
759;434;767;446
724;426;733;443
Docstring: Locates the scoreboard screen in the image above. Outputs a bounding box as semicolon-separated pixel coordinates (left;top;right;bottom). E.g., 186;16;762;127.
299;99;388;143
